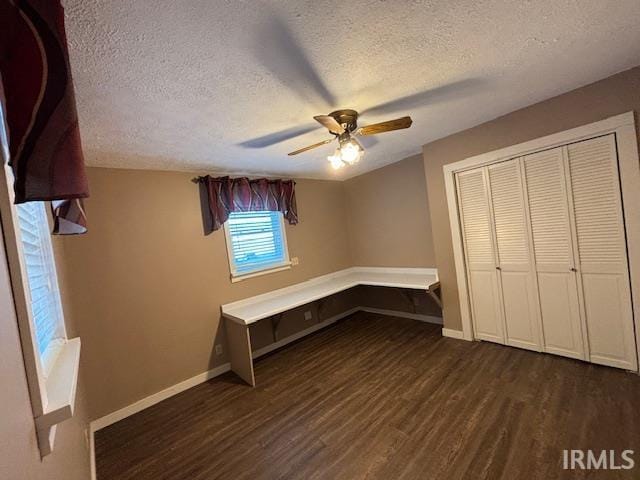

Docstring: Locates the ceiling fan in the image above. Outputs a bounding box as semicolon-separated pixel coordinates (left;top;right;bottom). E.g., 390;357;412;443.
242;11;482;171
288;109;412;169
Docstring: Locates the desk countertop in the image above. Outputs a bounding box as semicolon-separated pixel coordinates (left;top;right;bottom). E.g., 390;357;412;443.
221;267;439;325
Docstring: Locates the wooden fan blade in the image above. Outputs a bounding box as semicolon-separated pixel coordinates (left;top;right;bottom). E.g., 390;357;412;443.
313;115;345;134
288;138;334;156
357;116;413;136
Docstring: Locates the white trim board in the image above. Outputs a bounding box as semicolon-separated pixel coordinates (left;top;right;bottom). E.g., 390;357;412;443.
89;427;96;480
442;328;465;340
445;112;635;173
89;362;232;433
443;110;640;368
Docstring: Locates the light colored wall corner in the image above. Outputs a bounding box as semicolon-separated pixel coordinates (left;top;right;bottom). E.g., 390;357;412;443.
343;154;435;268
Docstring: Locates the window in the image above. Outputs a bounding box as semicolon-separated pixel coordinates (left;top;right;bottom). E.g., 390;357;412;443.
224;211;290;280
16;201;66;373
0;160;81;457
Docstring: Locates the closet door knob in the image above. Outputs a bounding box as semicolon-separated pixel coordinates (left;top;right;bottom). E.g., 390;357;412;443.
496;266;501;270
570;267;577;272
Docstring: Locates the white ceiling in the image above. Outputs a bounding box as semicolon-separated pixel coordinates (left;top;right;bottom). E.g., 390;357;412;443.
64;0;640;180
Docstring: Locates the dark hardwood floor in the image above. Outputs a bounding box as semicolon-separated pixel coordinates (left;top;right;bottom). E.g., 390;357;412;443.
95;313;640;480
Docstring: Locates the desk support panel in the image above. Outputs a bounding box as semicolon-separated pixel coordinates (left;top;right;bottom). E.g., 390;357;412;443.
270;313;283;342
225;320;255;387
427;281;442;309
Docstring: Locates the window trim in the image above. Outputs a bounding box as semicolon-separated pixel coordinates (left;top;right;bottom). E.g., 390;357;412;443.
223;211;291;282
0;161;81;458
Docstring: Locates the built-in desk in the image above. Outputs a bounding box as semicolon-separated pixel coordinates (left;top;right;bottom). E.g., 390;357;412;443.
222;267;439;386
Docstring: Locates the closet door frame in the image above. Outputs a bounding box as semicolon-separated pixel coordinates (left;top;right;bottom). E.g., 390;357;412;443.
444;111;640;372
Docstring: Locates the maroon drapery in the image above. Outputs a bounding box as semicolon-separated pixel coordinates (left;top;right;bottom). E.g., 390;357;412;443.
198;175;298;234
0;0;89;234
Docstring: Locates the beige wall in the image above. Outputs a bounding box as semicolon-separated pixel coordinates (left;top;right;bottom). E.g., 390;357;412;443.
0;221;90;480
423;65;640;331
59;168;352;419
344;154;435;267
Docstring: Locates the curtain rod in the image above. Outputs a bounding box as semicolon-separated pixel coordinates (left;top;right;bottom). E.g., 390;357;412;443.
191;176;296;184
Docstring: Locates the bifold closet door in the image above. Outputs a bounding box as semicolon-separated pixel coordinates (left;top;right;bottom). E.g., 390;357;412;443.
523;148;585;360
487;160;541;351
566;135;637;370
456;169;504;343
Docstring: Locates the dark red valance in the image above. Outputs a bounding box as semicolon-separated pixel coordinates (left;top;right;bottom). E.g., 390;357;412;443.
0;0;89;234
198;175;298;234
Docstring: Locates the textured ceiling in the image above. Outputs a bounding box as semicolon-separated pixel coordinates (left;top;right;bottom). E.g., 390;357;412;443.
64;0;640;180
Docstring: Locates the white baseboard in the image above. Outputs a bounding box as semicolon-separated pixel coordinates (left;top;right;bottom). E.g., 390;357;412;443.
90;362;232;433
359;307;443;325
442;328;465;339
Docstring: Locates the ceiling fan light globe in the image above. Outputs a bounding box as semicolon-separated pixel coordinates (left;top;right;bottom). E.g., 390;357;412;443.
330;158;344;170
340;142;360;164
328;152;344;170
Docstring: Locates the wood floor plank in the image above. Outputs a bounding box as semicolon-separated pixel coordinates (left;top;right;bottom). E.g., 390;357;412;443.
95;312;640;480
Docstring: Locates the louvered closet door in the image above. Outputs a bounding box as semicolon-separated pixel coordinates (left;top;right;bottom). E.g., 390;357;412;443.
523;148;585;360
456;169;504;343
566;135;637;370
488;159;541;351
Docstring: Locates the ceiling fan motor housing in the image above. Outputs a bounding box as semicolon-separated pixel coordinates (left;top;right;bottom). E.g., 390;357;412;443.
329;109;359;133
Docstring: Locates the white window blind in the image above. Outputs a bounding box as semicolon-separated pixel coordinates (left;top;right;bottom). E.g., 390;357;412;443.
225;211;289;276
16;201;65;359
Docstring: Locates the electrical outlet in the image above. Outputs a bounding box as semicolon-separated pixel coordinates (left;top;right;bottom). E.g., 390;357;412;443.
304;310;312;320
291;256;299;266
215;344;223;355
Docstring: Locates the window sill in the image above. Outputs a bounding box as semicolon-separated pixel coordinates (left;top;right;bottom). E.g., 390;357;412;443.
231;262;291;283
34;337;81;456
